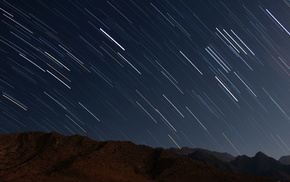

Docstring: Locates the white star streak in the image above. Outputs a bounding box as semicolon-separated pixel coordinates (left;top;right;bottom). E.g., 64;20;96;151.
230;30;255;55
64;125;75;134
78;102;101;122
2;93;27;111
45;51;70;71
270;134;287;155
118;52;141;74
222;132;241;155
168;134;181;149
186;106;208;131
179;51;203;75
206;46;231;72
155;109;177;132
100;28;125;51
163;94;184;117
3;13;33;34
0;7;13;17
65;114;87;133
44;91;67;110
216;27;240;53
136;90;156;110
161;71;184;94
223;29;247;55
46;70;71;89
215;76;238;102
234;72;257;97
266;9;290;35
19;53;45;72
136;101;157;123
277;135;290;152
262;87;290;120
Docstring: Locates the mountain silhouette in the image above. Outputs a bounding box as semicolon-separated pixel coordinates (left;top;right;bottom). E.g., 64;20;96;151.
279;155;290;165
168;147;235;162
230;151;290;180
171;148;290;181
0;132;278;181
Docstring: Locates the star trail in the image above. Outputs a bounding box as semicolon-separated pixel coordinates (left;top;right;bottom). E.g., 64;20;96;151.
1;0;290;159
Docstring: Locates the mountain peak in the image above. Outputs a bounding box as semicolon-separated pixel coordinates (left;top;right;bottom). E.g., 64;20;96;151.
279;155;290;165
255;151;268;158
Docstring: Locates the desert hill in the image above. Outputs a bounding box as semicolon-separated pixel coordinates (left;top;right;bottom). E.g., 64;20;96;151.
0;132;276;181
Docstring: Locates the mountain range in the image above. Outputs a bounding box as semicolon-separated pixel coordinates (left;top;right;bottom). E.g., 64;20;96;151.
0;131;288;181
169;147;290;181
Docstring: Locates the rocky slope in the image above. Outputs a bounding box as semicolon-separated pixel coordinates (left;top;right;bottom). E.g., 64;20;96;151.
0;132;275;182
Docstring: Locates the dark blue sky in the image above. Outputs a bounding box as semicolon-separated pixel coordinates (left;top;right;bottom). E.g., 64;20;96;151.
1;0;290;159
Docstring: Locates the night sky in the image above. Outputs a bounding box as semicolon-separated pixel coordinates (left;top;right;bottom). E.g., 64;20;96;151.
1;0;290;159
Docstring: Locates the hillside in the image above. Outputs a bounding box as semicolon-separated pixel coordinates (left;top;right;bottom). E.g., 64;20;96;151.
0;132;275;182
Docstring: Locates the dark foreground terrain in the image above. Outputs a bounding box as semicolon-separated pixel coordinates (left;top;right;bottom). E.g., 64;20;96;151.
0;132;281;181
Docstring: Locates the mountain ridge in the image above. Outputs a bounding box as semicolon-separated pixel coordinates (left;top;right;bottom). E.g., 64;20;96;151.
170;147;290;181
0;131;280;181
